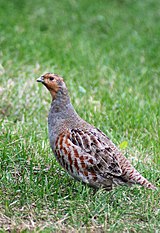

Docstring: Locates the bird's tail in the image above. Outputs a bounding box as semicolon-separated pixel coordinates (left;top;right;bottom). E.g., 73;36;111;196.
119;156;157;190
131;169;157;190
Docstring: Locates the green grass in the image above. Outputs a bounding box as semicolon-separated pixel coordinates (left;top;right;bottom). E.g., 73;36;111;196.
0;0;160;232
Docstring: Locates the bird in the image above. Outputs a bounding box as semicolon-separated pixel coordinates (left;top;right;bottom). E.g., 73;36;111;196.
37;73;157;191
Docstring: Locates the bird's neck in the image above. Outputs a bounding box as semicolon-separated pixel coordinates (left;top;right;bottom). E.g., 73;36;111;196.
51;89;70;112
48;89;81;143
49;89;78;120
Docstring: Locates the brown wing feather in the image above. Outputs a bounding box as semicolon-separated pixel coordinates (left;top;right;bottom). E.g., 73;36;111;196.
70;128;122;177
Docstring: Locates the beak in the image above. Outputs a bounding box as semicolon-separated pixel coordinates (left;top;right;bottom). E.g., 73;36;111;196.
37;76;44;83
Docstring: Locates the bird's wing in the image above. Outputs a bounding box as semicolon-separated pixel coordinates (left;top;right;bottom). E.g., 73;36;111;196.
55;129;122;177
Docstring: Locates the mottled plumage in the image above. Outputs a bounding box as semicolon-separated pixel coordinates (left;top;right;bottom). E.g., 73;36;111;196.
37;73;157;191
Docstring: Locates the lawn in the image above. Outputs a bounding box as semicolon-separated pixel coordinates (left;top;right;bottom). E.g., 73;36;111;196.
0;0;159;232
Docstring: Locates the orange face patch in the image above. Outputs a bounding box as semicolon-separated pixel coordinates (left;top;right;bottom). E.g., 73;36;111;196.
42;73;64;99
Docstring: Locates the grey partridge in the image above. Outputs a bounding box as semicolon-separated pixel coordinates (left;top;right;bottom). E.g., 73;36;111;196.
37;73;157;191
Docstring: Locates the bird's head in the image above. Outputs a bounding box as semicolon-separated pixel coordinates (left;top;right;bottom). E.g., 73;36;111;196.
37;73;67;100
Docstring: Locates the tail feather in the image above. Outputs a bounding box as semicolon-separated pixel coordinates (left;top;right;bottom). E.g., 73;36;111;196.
128;169;157;190
118;155;157;190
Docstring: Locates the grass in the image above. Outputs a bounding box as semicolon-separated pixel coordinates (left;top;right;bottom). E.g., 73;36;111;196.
0;0;159;232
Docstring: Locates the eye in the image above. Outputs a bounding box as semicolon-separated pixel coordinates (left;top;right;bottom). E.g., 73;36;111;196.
49;77;54;81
